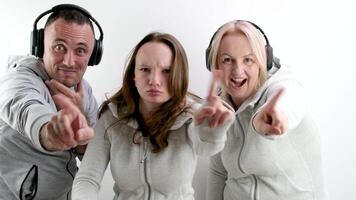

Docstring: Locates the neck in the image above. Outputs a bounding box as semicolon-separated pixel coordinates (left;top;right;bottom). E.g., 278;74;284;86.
229;95;240;111
139;101;158;121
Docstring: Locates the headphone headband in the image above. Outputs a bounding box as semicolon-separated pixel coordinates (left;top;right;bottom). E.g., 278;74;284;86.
30;4;104;66
205;20;273;71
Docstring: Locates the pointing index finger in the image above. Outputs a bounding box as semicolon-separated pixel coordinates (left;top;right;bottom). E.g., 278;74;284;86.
267;88;285;109
207;69;222;100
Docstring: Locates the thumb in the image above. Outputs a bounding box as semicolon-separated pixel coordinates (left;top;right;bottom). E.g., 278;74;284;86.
75;127;94;144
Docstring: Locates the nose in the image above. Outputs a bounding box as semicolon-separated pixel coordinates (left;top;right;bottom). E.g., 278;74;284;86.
62;51;76;67
232;61;244;74
148;70;161;86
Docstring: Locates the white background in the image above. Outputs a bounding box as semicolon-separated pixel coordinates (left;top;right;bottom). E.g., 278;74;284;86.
1;0;355;199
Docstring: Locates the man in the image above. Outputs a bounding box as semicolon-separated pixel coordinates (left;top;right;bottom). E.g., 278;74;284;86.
0;4;103;199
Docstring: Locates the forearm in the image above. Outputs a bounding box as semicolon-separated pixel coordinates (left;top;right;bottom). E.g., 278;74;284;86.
72;119;110;200
189;115;233;156
72;180;100;200
207;153;227;200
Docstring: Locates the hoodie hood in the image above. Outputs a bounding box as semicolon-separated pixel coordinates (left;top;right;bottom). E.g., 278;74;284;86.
7;55;50;81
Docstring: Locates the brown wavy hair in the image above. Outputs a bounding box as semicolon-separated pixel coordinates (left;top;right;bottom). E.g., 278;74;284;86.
99;32;189;153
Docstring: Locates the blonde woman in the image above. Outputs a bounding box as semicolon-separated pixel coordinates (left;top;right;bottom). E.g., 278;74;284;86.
206;20;326;200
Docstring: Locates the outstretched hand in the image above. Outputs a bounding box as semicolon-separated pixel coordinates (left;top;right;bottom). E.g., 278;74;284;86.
194;70;234;128
252;88;288;136
40;94;94;151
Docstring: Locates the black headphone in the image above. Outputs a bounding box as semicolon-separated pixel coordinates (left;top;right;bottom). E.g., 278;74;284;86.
30;4;104;66
205;20;273;71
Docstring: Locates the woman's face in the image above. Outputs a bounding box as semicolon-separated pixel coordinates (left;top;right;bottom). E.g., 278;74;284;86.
134;42;172;112
217;32;261;107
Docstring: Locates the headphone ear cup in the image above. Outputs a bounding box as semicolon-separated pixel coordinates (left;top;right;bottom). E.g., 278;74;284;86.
205;47;211;71
88;39;103;66
30;28;44;58
266;44;273;70
30;30;37;56
37;29;45;58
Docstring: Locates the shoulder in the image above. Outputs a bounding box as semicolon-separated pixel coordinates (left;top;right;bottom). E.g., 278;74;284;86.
8;55;41;69
80;78;95;94
98;102;118;120
96;103;121;130
186;93;203;111
4;55;49;84
168;96;201;130
267;62;299;84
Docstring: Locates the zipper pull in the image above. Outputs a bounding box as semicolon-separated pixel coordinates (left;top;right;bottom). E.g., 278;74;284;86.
140;138;149;163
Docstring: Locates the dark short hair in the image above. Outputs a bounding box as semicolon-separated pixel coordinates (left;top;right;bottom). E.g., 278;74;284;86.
44;8;94;33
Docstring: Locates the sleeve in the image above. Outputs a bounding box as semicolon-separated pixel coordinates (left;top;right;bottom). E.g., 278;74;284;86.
72;113;111;200
0;71;55;152
206;152;227;200
187;102;234;156
251;73;306;136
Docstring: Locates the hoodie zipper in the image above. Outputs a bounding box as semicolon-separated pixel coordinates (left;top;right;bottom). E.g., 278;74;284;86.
236;117;246;174
252;175;258;200
237;116;258;200
141;138;151;200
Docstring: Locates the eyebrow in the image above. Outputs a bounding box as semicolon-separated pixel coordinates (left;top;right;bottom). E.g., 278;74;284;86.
54;39;89;48
137;64;171;68
244;53;254;57
220;52;254;57
137;64;151;68
221;53;233;57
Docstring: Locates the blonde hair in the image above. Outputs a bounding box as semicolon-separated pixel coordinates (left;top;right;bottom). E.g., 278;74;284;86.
207;20;268;89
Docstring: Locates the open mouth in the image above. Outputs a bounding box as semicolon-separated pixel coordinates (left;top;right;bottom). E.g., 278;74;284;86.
230;78;247;88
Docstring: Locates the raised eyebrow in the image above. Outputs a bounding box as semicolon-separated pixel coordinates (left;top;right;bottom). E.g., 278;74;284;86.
243;53;255;57
54;38;66;43
53;39;89;49
53;39;66;44
77;42;89;49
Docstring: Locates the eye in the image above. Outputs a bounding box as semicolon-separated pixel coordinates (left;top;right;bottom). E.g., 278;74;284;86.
53;44;66;54
162;68;171;74
221;56;233;65
243;57;255;65
140;67;150;72
76;47;87;56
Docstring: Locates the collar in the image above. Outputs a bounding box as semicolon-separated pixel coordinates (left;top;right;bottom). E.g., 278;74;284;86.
107;98;197;131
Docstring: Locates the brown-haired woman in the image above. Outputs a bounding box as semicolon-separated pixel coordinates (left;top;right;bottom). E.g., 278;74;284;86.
72;32;234;200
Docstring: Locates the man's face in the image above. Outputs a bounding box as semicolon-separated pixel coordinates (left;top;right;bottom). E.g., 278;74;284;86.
42;18;94;87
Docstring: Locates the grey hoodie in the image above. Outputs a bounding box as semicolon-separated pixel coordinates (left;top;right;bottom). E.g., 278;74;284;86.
207;62;327;200
0;55;98;200
72;99;234;200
